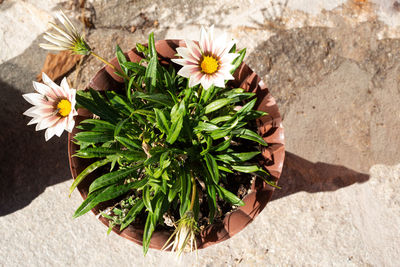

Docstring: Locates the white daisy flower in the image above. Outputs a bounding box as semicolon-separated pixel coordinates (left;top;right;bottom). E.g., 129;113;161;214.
23;73;78;141
172;26;239;90
39;10;91;55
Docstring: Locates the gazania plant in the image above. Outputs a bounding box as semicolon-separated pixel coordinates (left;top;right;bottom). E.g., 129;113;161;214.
23;11;278;256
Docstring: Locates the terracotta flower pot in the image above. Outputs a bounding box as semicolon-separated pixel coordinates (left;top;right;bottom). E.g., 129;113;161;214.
68;39;285;250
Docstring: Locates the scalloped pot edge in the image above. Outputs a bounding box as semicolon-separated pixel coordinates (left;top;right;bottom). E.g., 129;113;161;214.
68;39;285;250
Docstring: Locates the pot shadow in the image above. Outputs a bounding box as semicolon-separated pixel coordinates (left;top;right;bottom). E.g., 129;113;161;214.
203;151;369;244
270;151;369;201
0;79;70;216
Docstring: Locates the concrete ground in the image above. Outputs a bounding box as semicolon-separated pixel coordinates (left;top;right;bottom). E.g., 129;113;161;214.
1;0;399;266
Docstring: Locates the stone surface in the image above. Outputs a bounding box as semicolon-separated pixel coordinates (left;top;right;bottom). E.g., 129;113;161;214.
1;0;400;266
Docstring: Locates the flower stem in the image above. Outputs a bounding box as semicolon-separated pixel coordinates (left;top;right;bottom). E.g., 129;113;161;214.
189;171;197;211
90;51;130;80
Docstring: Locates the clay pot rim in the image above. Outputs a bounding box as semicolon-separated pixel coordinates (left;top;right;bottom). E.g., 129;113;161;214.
68;39;285;251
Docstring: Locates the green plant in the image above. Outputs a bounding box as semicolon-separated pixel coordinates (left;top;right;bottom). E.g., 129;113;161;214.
68;32;277;255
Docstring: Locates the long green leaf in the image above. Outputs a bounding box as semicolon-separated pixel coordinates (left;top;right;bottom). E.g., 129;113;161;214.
204;98;233;114
232;128;268;146
74;131;114;144
221;88;244;97
72;187;108;218
231;48;246;74
204;154;219;184
205;183;216;222
93;183;135;203
89;167;140;193
74;147;121;158
213;137;232;152
73;182;138;218
210;117;240;139
194;121;219;132
143;186;152;213
234;98;257;120
154;108;170;134
168;177;180;202
123;62;146;74
76;93;119;123
216;185;244;206
115;136;142;150
227;92;254;103
122;151;147;161
106;91;135;114
179;169;191;217
210;115;232;124
114;118;128;137
120;199;145;230
134;92;173;107
143;212;155;255
215;151;260;163
116;44;128;75
231;164;267;174
166;114;183;144
145;55;158;92
89;89;121;121
148;32;157;58
69;158;112;196
77;119;115;132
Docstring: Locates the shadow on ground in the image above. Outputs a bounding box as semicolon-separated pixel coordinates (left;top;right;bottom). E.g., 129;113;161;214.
0;80;70;216
271;152;369;201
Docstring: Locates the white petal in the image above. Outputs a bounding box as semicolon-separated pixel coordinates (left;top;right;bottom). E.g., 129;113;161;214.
48;22;74;42
177;65;199;79
223;72;235;80
184;39;202;60
23;106;53;117
36;115;60;131
200;75;213;90
45;126;57;141
41;73;67;98
41;73;59;92
29;106;55;117
23;106;37;117
176;47;198;64
220;53;240;65
43;34;71;48
27;116;42;126
39;43;67;51
218;65;235;79
213;33;227;56
60;77;72;98
68;89;77;107
206;25;214;52
22;93;45;106
54;117;67;137
58;10;79;37
66;114;76;132
188;71;204;88
199;26;208;53
213;76;226;88
178;65;199;78
189;75;201;88
32;81;57;100
171;58;187;66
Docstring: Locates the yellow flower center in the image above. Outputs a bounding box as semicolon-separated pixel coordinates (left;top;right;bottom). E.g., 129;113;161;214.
200;55;219;74
57;99;72;117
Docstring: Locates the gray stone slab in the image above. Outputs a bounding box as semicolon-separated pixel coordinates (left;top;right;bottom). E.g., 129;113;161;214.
1;0;399;266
